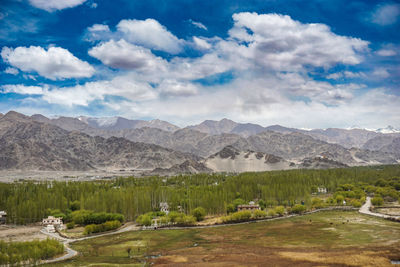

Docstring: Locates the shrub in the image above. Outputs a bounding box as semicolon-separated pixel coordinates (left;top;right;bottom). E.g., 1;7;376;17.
229;211;252;222
191;207;206;221
274;206;285;216
167;211;182;223
267;209;277;216
252;209;267;218
291;204;307;214
335;195;344;205
371;196;383;206
175;215;196;226
71;210;124;225
351;200;362;208
136;214;152;226
66;221;75;229
311;198;325;209
84;220;121;235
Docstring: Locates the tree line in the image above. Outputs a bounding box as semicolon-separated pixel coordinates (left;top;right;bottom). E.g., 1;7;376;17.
0;238;64;265
0;165;399;224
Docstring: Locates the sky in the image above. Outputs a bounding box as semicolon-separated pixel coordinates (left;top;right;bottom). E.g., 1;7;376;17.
0;0;399;129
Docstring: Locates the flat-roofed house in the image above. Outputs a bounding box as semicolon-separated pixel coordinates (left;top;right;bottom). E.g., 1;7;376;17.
237;203;260;212
42;216;63;229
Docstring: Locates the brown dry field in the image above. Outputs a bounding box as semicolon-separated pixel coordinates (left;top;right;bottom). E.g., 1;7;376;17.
0;224;47;242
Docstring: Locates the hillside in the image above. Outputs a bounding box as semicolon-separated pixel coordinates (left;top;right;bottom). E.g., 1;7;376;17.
0;111;198;171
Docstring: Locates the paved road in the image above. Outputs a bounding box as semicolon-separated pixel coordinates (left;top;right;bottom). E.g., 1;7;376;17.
359;196;400;219
40;223;139;264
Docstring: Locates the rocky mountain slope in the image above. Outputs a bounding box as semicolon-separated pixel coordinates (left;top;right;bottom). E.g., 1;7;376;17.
230;131;397;166
0;111;198;171
204;146;293;172
78;116;179;132
30;113;399;166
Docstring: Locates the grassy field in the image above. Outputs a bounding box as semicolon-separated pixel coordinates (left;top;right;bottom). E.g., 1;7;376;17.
46;211;400;266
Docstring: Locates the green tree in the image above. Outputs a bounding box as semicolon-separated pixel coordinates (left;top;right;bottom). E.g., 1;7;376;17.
191;207;206;221
371;196;383;206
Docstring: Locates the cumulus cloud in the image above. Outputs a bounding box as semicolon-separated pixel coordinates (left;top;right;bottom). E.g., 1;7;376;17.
1;46;95;80
29;0;87;12
116;19;183;54
227;12;369;71
88;39;167;71
192;36;212;51
371;3;400;26
2;84;45;95
5;12;394;128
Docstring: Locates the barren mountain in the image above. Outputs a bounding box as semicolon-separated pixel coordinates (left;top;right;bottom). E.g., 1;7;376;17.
79;116;179;132
362;135;399;151
26;112;399;171
150;159;212;176
187;119;238;135
0;111;198;171
231;131;398;166
362;136;400;158
204;146;293;172
304;128;381;149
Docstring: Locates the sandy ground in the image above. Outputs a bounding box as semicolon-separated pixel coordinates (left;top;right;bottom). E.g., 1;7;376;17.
0;224;47;242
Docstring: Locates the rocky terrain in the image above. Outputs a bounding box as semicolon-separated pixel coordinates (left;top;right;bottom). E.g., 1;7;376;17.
204;146;294;173
0;111;198;171
0;111;397;175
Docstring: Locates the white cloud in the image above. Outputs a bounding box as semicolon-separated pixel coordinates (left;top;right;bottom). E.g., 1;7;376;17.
227;12;369;71
1;46;95;80
4;67;18;75
189;19;208;30
192;36;212;51
2;84;45;95
371;3;400;26
158;80;198;97
88;39;167;71
327;71;366;80
29;0;87;12
372;68;390;78
88;24;109;32
116;19;183;54
376;49;397;57
5;12;396;129
44;75;157;106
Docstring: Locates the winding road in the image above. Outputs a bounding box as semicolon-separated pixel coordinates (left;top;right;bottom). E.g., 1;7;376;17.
359;196;400;219
40;223;139;264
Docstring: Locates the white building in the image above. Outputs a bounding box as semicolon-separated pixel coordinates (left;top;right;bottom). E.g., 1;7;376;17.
160;202;169;214
0;211;6;224
317;187;327;194
42;216;63;229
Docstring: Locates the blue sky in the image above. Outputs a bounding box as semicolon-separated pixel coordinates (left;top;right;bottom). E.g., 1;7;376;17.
0;0;399;128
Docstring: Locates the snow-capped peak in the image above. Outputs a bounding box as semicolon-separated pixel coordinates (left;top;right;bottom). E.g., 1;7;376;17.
375;125;400;134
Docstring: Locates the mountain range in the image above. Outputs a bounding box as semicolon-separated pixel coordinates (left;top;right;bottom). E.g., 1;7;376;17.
0;111;398;174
